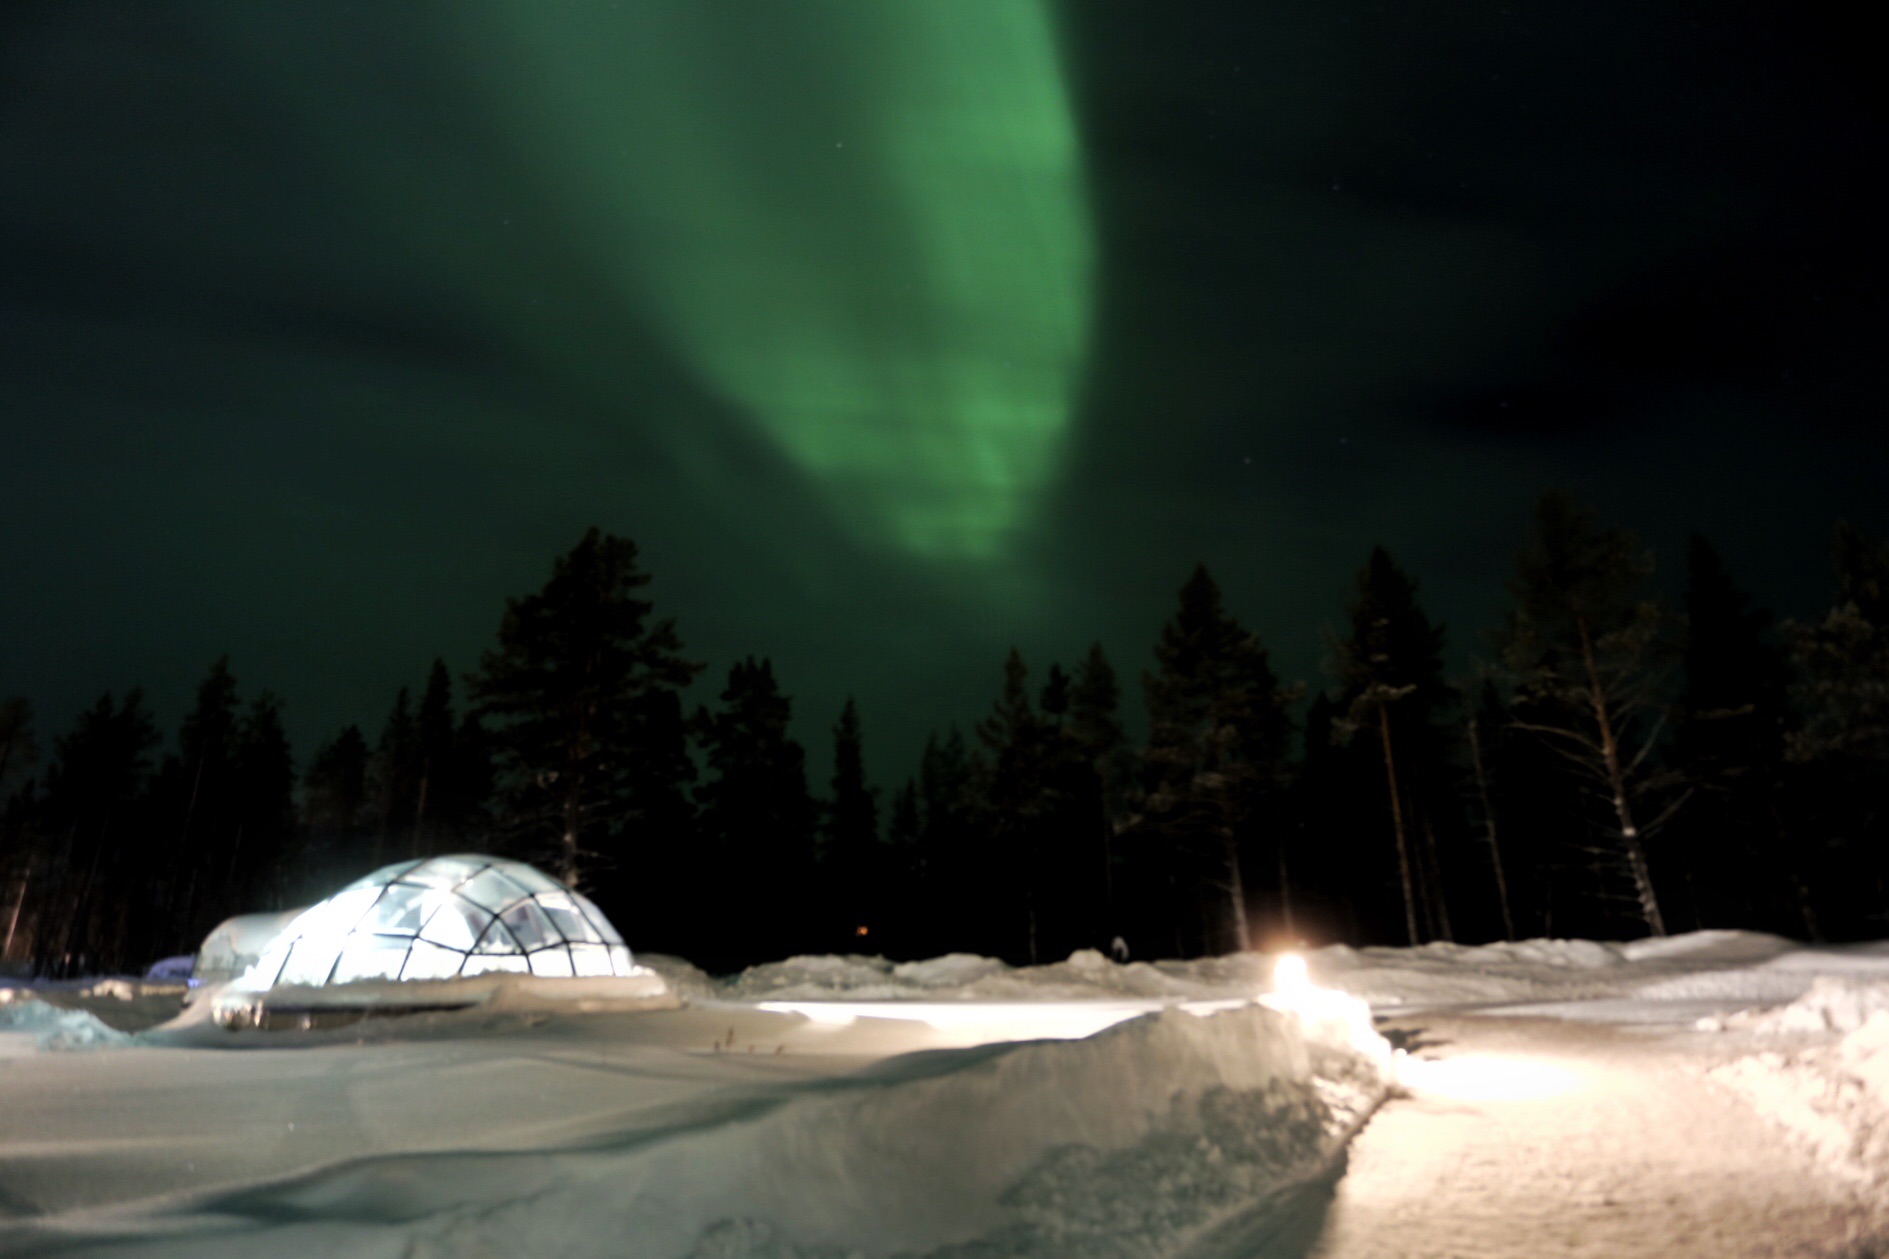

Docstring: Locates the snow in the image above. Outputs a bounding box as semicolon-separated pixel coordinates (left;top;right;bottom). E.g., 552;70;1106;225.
690;930;1889;1022
0;990;131;1052
1704;979;1889;1207
8;930;1889;1255
0;998;1388;1257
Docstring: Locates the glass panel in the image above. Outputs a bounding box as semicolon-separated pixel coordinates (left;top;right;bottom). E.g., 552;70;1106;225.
535;892;602;944
607;944;634;976
289;885;380;942
527;947;575;978
369;884;433;936
400;939;466;982
500;899;558;951
572;893;623;945
277;938;343;987
461;954;528;977
329;937;410;985
458;867;530;913
497;860;563;894
420;899;486;951
240;942;290;989
472;917;522;954
568;943;613;977
400;855;490;890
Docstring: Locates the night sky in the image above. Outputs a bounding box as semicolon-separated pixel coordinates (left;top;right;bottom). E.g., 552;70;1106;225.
3;1;1885;783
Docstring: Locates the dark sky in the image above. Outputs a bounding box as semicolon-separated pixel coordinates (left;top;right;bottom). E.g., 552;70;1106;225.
3;0;1884;785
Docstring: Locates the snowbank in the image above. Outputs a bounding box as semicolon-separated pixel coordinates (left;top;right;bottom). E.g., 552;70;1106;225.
7;1001;1391;1258
1710;977;1889;1036
0;990;131;1052
1707;978;1889;1204
1713;1013;1889;1196
699;932;1846;1013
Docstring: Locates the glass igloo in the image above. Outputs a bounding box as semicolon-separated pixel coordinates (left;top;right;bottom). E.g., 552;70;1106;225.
235;854;637;991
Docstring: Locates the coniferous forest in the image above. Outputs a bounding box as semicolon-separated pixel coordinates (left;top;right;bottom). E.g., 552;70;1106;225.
4;492;1888;979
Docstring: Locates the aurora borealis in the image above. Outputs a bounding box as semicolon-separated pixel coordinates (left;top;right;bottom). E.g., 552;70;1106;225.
2;1;1886;779
468;2;1093;558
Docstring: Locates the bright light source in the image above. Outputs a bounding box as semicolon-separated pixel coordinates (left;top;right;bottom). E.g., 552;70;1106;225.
1273;953;1311;998
1396;1053;1582;1102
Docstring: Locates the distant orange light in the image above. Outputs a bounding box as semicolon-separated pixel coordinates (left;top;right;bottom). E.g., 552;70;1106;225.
855;925;870;937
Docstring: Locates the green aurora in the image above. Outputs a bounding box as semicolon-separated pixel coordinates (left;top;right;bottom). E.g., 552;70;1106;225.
4;0;1886;783
472;2;1093;559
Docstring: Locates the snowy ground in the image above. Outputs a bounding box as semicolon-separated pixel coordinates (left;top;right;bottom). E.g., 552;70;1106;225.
3;931;1888;1256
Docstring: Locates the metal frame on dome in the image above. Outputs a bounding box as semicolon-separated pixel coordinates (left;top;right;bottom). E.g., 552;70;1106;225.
236;854;637;991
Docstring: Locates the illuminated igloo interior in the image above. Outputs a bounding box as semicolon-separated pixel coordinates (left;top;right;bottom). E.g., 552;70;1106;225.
235;854;636;991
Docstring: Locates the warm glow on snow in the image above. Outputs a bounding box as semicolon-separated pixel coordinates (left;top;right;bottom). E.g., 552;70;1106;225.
1396;1053;1583;1102
751;999;1195;1041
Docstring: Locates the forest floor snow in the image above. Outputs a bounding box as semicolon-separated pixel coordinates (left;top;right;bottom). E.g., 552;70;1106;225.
4;930;1889;1255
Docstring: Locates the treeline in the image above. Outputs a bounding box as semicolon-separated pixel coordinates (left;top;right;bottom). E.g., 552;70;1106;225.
3;496;1887;977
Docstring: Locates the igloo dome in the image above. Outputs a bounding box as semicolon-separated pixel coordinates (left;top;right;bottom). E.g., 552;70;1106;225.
234;854;638;993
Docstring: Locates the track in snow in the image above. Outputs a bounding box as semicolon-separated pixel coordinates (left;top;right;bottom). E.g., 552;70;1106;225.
1269;1015;1885;1259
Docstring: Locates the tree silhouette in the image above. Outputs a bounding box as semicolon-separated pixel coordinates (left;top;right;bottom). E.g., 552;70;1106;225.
1137;566;1294;954
1496;493;1680;937
695;657;816;967
823;698;879;945
1332;547;1457;944
472;528;700;890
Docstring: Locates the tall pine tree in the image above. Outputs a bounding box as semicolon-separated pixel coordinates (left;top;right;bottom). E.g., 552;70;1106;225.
471;529;701;892
1787;523;1889;937
35;692;158;976
1331;547;1459;945
160;657;241;950
1496;493;1680;937
694;658;816;969
1672;537;1805;934
1136;566;1294;956
824;698;879;946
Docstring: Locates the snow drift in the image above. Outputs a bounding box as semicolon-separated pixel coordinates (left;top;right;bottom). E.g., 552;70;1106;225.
4;1001;1390;1258
1711;979;1889;1199
0;990;130;1052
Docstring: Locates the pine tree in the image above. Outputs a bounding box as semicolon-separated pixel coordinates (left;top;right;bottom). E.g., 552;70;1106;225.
977;649;1053;961
414;660;457;849
227;693;294;912
1673;537;1804;935
161;657;241;949
471;528;701;891
824;698;879;946
36;692;158;976
1332;547;1458;945
1137;565;1295;955
302;724;372;893
915;727;985;955
694;658;816;968
449;710;495;843
882;779;923;955
0;698;38;965
1067;643;1128;939
1289;693;1375;944
1463;679;1518;941
1495;492;1681;937
1787;523;1889;937
371;687;422;859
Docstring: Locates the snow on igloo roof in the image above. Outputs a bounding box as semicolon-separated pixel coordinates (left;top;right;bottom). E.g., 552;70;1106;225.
235;854;635;991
